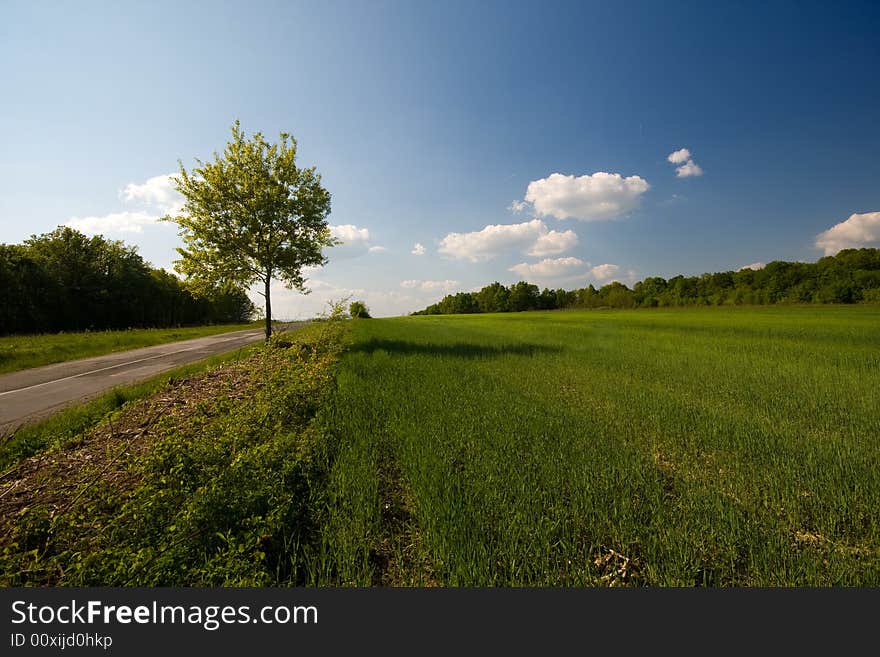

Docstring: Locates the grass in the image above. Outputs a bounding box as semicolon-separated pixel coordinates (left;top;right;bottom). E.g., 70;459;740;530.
312;306;880;586
0;322;260;374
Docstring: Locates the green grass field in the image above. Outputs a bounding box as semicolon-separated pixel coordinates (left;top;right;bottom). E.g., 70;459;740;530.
313;306;880;586
0;323;259;374
3;307;878;587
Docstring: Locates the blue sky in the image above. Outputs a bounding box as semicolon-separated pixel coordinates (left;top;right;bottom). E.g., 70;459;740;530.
2;0;879;317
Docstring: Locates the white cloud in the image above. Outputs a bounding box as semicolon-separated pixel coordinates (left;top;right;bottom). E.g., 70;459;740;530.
120;173;184;214
737;262;766;271
667;147;703;178
675;160;703;177
330;223;370;244
508;199;528;213
65;211;164;235
815;211;880;256
528;229;579;257
521;172;650;221
506;259;632;285
509;257;586;279
64;172;186;237
667;148;691;165
328;224;382;258
400;279;460;292
368;245;387;252
438;219;578;262
411;242;426;256
589;263;620;282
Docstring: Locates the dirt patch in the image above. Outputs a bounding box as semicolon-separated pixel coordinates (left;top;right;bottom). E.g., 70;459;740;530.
593;547;642;586
793;529;878;558
368;447;440;587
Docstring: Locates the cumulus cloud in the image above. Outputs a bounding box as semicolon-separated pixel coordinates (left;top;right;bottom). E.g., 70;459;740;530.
400;279;460;292
411;242;426;256
508;199;528;213
667;147;704;178
589;263;620;282
65;211;164;235
330;223;370;245
328;224;383;258
509;257;586;279
438;219;578;262
667;148;691;165
737;262;766;271
120;173;184;214
507;258;632;284
517;172;650;222
64;172;185;237
815;211;880;256
528;229;579;257
675;160;703;177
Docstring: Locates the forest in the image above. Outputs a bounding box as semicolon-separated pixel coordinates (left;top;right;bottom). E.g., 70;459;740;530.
413;248;880;315
0;227;255;335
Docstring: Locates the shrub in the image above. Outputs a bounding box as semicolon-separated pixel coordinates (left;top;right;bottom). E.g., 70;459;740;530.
349;300;371;319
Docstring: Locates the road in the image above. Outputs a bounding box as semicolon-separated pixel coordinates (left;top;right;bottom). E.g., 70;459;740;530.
0;325;302;435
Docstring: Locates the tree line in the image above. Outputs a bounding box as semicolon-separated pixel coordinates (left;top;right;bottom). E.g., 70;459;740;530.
0;227;255;335
412;248;880;315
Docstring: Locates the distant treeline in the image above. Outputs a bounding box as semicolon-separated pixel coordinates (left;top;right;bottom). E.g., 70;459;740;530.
0;227;255;335
413;248;880;315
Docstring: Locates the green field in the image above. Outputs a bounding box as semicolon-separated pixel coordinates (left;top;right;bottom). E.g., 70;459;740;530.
0;323;259;374
3;307;878;587
313;306;880;586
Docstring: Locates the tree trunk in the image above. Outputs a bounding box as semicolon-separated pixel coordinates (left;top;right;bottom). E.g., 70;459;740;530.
264;276;272;341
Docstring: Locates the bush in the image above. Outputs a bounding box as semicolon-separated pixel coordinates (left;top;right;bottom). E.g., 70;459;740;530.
349;300;371;319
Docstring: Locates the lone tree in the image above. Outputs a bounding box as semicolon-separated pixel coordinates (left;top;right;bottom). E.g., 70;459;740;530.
164;120;334;340
349;300;371;318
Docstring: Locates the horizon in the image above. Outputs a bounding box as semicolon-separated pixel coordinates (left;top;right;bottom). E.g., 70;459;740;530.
2;1;878;318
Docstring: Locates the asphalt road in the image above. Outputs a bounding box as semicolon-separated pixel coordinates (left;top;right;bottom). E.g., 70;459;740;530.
0;324;302;435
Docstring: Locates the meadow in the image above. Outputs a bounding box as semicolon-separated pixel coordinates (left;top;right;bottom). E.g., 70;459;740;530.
313;306;880;586
0;323;258;374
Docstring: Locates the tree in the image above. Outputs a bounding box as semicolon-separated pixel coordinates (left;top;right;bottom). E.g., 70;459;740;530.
476;281;510;313
349;300;371;318
509;282;539;312
164;120;335;340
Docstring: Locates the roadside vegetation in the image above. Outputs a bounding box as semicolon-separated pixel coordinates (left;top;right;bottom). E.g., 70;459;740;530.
0;322;262;375
0;321;348;585
0;343;262;470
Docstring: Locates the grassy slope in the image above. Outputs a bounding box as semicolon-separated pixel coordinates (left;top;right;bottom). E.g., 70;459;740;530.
315;306;880;586
0;323;347;585
0;323;259;374
0;344;261;470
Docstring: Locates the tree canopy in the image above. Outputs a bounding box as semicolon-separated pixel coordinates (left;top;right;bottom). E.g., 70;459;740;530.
349;300;371;319
165;120;335;339
412;248;880;315
0;227;253;335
